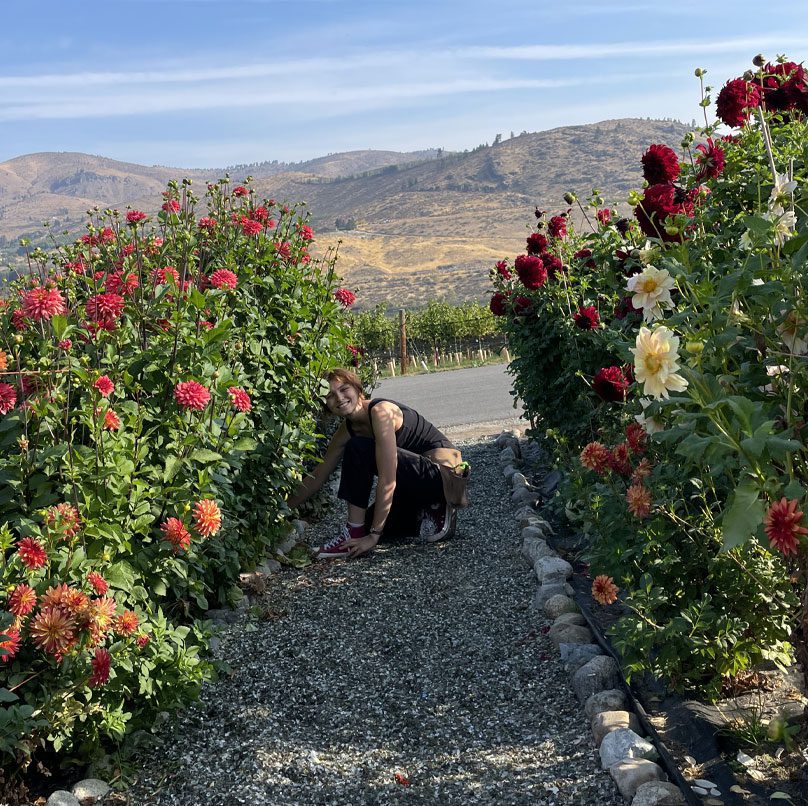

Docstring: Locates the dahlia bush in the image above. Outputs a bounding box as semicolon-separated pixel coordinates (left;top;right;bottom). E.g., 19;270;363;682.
493;55;808;696
0;178;350;768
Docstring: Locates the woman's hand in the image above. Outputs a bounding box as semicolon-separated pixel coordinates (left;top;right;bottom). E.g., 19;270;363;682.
345;533;379;558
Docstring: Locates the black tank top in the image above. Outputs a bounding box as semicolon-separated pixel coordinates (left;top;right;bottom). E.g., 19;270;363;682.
346;398;453;453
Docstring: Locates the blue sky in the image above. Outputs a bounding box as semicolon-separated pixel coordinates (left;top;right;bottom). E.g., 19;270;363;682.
3;0;808;169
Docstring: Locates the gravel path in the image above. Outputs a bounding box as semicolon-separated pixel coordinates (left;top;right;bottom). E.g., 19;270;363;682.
125;438;621;805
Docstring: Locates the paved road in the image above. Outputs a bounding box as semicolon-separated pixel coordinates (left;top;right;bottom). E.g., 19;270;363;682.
373;363;525;433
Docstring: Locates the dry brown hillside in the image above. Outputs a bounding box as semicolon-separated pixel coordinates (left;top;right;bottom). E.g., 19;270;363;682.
0;119;690;307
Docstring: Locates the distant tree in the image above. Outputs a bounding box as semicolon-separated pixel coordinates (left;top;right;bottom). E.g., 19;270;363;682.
510;131;515;139
493;133;502;145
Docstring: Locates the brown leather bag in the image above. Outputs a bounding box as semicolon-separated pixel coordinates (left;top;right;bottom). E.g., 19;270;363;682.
435;461;471;508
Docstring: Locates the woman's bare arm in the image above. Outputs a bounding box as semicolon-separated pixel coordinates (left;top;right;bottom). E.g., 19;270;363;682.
288;422;350;508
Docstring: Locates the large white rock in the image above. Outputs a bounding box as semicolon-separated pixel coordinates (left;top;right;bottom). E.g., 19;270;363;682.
511;471;529;488
585;688;629;720
599;728;657;770
548;623;593;647
573;656;622;703
592;710;642;744
71;779;111;802
631;781;685;805
46;793;80;806
609;758;666;800
536;556;572;584
544;594;579;619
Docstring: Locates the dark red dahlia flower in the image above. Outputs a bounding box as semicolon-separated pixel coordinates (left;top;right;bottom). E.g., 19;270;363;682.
694;139;725;181
514;255;547;289
494;260;511;280
573;305;599;330
512;296;533;316
634;183;693;241
641;144;680;184
574;248;596;270
543;254;564;279
489;292;507;316
526;232;548;255
593;366;630;402
548;215;567;239
716;78;761;127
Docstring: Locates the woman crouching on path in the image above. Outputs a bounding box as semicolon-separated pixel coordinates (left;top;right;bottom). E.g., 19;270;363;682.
288;368;463;559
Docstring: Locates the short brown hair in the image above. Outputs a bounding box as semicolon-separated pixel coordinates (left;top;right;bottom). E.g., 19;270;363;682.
325;368;365;398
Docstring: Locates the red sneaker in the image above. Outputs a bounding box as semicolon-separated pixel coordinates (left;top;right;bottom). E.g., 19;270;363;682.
316;526;351;559
420;501;456;543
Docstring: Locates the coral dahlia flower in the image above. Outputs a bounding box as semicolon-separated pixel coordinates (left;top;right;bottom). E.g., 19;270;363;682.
192;499;222;537
591;575;619;605
0;628;20;663
8;583;37;617
105;271;140;297
162;199;181;214
573;305;599;330
30;606;76;657
88;597;116;644
161;517;192;552
17;537;47;570
593;366;630;403
630;326;688;400
174;381;210;411
21;285;67;321
764;497;808;556
626;483;652;519
515;255;547;289
0;383;16;415
299;224;314;241
85;293;125;327
93;376;115;398
103;409;121;430
241;218;263;236
228;386;251;412
44;502;82;540
126;210;147;224
115;610;139;635
334;288;357;307
631;458;653;484
641;144;680;184
209;269;238;290
580;441;610;474
89;648;111;687
87;571;108;595
0;351;6;372
626;265;676;322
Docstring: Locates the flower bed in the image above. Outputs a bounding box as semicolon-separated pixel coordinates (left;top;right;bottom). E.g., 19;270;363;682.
0;178;352;778
491;55;808;704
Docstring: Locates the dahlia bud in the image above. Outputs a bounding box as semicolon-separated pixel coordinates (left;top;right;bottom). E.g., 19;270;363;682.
694;68;705;77
13;334;23;344
18;437;29;452
563;191;577;205
212;370;220;379
743;70;754;81
184;503;191;512
685;341;704;355
627;190;643;206
752;54;766;68
681;132;695;148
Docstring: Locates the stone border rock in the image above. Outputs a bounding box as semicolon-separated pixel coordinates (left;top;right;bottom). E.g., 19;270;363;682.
495;429;690;806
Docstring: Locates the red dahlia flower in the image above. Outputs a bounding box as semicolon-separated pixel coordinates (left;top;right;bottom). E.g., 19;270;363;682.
608;443;632;476
228;386;251;412
105;271;140;297
526;232;548;255
241;218;263;236
87;571;108;595
596;208;611;225
8;583;37;617
299;224;314;241
161;199;181;213
58;339;72;350
93;376;115;398
30;606;76;657
89;648;111;687
515;255;547;289
198;217;218;232
209;269;238;290
21;285;67;321
334;288;357;307
694;140;725;181
233;185;249;197
494;260;511;279
543;254;564;279
634;183;694;241
593;366;630;403
0;629;20;663
136;634;150;648
0;383;16;415
715;78;761;127
192;499;222;537
763;497;808;556
161;517;192;551
17;537;48;570
85;293;125;327
489;292;507;316
625;421;647;455
573;305;599;330
574;248;596;270
174;381;210;411
548;215;567;239
592;575;619;605
641;144;680;184
512;296;532;316
126;210;147;224
151;266;180;287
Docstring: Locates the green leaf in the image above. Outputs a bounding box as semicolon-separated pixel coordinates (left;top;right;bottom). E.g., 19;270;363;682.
163;455;182;483
721;480;764;551
106;560;136;590
0;688;18;703
232;436;258;452
50;314;69;340
189;449;222;464
743;214;771;234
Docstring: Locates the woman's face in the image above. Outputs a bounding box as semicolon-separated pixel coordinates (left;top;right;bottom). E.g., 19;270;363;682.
325;378;361;417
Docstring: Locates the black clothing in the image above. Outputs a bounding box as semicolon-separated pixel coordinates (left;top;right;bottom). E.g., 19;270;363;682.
345;398;454;453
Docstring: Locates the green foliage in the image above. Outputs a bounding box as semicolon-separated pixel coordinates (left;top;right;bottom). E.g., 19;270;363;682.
0;178;350;768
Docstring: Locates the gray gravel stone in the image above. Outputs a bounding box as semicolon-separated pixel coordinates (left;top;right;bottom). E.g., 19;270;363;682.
125;440;621;806
499;445;516;461
609;759;665;800
46;793;80;806
573;656;622;703
511;471;529;488
599;729;657;769
586;689;629;720
511;487;539;505
204;608;241;624
553;612;587;627
71;779;110;801
532;582;567;609
549;623;594;647
502;463;517;479
536;556;572;584
559;643;602;672
631;781;685;805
